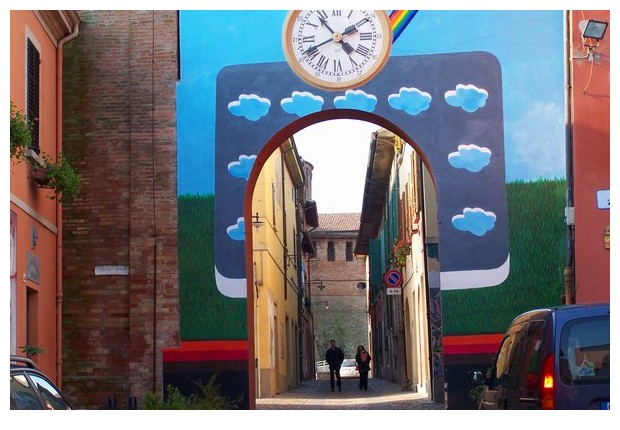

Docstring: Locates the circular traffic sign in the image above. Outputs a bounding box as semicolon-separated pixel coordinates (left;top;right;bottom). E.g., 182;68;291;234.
384;269;403;288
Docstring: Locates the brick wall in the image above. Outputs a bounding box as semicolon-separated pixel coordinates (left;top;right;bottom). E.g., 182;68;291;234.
61;10;179;409
310;235;368;358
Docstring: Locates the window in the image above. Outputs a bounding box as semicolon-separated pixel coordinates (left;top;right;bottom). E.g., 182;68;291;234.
327;241;335;261
27;38;40;154
521;321;546;390
30;374;70;410
10;374;40;410
559;315;610;385
346;241;353;261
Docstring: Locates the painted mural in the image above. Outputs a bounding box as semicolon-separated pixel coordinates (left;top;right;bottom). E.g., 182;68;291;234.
174;10;566;405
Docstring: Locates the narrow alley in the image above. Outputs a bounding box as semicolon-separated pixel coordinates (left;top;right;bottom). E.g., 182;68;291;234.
256;377;445;410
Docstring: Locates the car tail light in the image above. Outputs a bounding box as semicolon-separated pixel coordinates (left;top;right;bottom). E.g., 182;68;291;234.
541;353;555;409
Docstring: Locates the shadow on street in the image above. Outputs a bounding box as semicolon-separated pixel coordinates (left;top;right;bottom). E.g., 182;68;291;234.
256;376;445;410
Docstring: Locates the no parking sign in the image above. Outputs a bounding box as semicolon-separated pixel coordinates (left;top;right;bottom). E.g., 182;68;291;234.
384;269;403;287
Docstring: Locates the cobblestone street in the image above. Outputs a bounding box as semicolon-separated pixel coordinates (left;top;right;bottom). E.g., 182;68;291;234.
256;377;445;410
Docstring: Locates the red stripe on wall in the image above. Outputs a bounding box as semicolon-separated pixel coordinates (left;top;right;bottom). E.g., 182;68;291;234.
163;340;248;362
443;334;503;355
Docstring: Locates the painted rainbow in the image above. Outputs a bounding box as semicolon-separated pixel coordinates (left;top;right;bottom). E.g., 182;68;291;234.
389;10;418;42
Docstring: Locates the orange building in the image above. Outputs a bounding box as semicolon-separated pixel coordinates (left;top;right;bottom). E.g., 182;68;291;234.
9;10;81;385
569;10;610;304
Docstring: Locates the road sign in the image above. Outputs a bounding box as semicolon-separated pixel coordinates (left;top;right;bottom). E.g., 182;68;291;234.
386;287;402;295
384;269;403;288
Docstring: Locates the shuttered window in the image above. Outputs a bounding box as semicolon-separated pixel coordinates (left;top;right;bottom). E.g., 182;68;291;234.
345;241;353;261
27;39;40;154
327;241;335;261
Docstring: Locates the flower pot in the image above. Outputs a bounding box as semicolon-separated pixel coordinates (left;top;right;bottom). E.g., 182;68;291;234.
30;166;53;188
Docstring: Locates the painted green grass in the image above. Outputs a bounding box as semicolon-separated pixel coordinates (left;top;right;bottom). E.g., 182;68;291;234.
178;194;247;340
441;179;567;335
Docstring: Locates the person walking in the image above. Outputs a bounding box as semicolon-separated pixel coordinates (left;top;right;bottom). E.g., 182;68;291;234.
325;339;344;392
355;345;372;391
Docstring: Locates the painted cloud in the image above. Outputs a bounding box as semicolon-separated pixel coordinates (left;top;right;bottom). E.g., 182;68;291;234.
228;154;256;181
226;217;245;242
444;84;488;113
452;207;496;237
388;87;432;115
228;94;271;121
333;90;377;112
281;91;324;117
448;144;491;172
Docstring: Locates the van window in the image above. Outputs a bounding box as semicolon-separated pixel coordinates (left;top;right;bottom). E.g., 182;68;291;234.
521;321;546;390
559;315;610;386
492;322;527;385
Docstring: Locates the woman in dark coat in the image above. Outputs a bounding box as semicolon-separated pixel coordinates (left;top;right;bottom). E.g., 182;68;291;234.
355;345;372;391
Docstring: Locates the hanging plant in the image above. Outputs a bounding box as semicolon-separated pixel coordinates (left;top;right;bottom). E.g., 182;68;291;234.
10;101;33;161
389;238;411;268
10;101;81;203
40;153;82;203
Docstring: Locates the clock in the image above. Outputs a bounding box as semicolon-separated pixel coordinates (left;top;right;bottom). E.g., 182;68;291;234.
283;10;392;91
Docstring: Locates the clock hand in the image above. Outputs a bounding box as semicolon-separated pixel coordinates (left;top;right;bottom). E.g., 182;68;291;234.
303;36;336;55
319;17;337;35
341;41;354;55
343;18;369;35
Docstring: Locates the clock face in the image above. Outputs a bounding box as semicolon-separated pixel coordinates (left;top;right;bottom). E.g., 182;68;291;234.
283;10;392;91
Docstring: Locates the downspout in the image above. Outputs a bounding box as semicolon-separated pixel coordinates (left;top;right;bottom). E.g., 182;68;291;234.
56;23;80;388
564;11;575;304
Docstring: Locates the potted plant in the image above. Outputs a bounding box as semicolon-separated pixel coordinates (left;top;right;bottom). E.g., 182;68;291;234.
39;153;81;203
389;238;411;268
10;101;81;203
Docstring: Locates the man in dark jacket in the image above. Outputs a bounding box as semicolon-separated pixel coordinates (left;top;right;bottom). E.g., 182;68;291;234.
325;339;345;392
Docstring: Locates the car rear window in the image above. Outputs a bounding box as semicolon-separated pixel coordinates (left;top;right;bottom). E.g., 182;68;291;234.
559;315;609;386
342;359;356;366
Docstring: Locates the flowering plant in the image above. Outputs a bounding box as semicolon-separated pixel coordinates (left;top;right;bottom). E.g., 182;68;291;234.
389;239;411;267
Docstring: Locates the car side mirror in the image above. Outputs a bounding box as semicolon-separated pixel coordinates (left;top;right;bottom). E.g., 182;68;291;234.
468;370;485;385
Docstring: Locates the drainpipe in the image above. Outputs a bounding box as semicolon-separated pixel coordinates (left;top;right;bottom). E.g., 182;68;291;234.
55;23;80;387
564;11;575;304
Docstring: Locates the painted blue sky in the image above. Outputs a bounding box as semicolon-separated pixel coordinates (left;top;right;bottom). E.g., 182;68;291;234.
178;10;566;199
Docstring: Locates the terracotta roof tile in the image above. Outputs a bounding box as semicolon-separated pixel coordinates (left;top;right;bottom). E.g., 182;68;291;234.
315;213;360;232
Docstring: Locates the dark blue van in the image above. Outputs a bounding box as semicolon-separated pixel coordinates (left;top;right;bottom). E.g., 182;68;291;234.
469;303;610;410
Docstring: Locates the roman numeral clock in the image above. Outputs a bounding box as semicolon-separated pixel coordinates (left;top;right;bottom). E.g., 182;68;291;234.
283;10;392;91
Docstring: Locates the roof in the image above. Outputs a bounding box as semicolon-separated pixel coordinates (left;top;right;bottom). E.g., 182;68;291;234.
355;129;395;255
312;213;360;235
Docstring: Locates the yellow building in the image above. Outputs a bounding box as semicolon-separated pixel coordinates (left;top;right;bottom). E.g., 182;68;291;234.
251;138;305;398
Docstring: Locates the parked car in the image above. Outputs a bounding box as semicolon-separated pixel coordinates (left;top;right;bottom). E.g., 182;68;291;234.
340;358;360;379
10;355;72;410
468;303;610;410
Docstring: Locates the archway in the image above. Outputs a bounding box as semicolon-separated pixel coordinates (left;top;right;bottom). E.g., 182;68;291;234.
243;110;442;406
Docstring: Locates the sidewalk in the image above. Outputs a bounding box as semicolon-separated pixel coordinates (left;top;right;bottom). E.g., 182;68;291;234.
255;377;445;410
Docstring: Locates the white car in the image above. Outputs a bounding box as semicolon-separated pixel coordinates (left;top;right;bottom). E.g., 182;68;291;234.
339;358;360;379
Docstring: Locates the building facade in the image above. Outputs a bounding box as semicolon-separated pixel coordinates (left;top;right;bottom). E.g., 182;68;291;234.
356;129;436;399
568;10;610;304
251;137;308;398
309;213;369;361
60;11;180;409
10;9;81;388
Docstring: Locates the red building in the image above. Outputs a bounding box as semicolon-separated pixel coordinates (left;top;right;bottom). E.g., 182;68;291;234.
569;10;610;304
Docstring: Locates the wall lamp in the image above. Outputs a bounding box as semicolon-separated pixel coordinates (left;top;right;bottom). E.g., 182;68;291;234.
306;280;327;291
251;212;264;231
578;19;608;61
581;19;608;45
